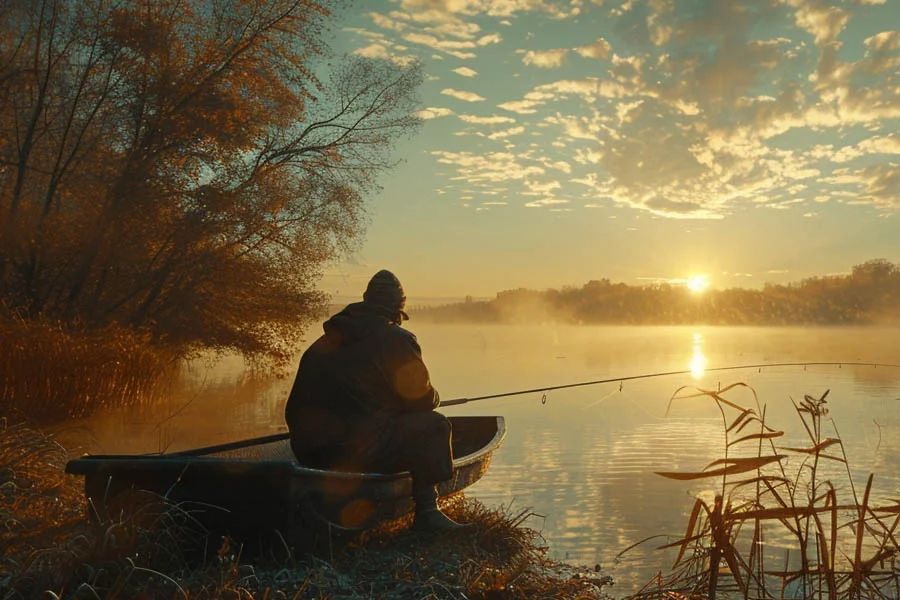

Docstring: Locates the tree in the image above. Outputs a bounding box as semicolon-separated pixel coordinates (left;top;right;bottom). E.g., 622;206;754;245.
0;0;422;364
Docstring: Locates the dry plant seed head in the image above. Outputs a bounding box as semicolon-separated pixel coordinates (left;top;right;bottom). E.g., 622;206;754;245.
631;383;900;600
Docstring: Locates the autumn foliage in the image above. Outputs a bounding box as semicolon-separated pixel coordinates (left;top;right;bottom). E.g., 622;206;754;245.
0;0;422;364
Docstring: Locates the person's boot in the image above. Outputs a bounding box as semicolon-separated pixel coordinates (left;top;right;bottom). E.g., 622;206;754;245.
411;485;474;534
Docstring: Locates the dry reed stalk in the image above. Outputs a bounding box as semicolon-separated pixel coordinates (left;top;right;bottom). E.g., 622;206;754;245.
0;317;177;424
626;384;900;600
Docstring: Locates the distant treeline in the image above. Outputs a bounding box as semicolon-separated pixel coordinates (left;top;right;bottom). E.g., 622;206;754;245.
411;259;900;326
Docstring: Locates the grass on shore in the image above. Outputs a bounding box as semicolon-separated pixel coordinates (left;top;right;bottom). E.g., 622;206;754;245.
7;381;900;599
0;419;615;600
0;317;177;424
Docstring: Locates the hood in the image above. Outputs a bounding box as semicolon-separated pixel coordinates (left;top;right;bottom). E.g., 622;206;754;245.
322;301;396;345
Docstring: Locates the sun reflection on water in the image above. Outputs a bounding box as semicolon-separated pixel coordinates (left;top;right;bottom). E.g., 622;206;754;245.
690;331;707;379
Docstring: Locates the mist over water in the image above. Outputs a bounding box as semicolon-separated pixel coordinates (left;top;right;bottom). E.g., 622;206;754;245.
71;324;900;592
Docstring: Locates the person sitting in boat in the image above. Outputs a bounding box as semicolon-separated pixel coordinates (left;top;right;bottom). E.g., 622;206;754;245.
285;269;471;533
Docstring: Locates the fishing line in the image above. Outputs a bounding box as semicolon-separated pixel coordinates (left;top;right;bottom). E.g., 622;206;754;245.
439;361;900;407
581;386;623;410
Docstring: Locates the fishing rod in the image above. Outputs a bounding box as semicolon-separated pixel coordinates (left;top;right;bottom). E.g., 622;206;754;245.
438;361;900;407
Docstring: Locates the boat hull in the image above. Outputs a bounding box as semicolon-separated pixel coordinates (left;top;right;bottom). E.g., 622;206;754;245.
66;415;505;532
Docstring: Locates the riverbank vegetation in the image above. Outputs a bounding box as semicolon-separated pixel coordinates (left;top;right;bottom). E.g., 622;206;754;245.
626;383;900;599
0;420;615;600
0;0;421;369
4;385;899;599
0;0;424;424
0;318;176;423
413;259;900;326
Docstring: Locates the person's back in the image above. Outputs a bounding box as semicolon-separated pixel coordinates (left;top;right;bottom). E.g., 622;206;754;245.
285;300;438;471
284;270;470;533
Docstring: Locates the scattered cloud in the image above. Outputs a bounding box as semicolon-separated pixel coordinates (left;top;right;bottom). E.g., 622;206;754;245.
418;107;455;119
452;66;479;77
522;48;569;68
832;134;900;162
498;100;543;114
354;43;394;59
575;37;611;59
458;114;516;124
523;179;562;195
441;88;487;102
397;31;478;58
525;198;570;207
345;0;899;217
477;33;503;46
430;150;546;183
488;125;526;139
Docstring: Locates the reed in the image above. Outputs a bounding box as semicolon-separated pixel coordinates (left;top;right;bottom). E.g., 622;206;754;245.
627;383;900;600
0;316;178;424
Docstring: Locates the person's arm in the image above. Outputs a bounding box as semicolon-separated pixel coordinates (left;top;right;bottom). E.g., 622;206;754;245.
386;329;440;412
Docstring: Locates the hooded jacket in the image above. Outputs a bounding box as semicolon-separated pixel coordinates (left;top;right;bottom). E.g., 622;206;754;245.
284;302;440;467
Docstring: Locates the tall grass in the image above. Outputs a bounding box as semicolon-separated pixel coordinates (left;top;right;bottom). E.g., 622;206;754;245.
628;383;900;600
1;421;616;600
0;316;177;424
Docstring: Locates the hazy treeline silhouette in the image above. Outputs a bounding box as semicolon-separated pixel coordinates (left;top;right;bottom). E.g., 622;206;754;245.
413;259;900;326
0;0;421;365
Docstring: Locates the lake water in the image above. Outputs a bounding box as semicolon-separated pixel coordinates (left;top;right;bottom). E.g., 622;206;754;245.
76;324;900;593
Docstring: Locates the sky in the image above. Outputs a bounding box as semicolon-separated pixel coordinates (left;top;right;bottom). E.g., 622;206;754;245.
317;0;899;302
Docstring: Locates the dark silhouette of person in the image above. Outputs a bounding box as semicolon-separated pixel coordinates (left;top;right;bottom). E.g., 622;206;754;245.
285;270;470;533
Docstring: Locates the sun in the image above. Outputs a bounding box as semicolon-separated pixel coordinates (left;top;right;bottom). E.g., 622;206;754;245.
686;274;710;293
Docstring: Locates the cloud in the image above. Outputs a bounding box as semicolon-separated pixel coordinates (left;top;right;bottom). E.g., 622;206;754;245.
536;78;636;101
401;32;477;59
575;37;611;59
538;157;573;173
498;100;542;114
487;125;526;139
458;114;516;124
370;12;404;32
385;0;898;219
643;197;721;218
861;31;900;74
441;88;487;102
522;48;569;68
391;0;581;21
417;107;455;119
452;66;479;77
574;147;604;164
545;112;604;141
430;150;546;183
477;33;503;45
345;27;420;63
523;179;562;195
524;197;570;207
343;27;390;40
354;43;394;59
788;1;850;46
855;164;900;208
832;135;900;162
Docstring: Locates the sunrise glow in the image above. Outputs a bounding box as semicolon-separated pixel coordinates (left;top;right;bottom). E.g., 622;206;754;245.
690;332;707;379
686;275;710;294
317;0;898;299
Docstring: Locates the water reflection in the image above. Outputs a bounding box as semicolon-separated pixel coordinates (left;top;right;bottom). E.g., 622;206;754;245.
690;331;707;379
71;324;900;594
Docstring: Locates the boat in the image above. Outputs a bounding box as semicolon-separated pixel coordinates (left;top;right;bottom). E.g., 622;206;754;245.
65;416;505;535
